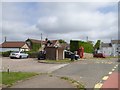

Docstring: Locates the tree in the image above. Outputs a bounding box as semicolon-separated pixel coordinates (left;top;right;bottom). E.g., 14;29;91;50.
59;39;66;43
94;40;101;50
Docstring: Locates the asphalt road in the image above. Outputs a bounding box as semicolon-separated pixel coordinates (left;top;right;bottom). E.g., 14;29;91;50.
52;59;119;88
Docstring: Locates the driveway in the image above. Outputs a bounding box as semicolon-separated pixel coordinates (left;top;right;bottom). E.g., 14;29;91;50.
53;59;119;88
2;57;68;73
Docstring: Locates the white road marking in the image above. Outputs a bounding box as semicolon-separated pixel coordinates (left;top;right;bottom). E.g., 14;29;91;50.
112;69;115;71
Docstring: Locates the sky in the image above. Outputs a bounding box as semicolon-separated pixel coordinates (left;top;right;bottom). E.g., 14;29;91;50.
1;0;119;44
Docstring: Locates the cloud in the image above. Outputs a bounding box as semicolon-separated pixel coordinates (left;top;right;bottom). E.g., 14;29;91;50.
1;2;118;43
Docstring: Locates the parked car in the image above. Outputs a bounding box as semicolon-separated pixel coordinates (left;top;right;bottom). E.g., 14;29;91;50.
9;51;29;59
93;53;105;58
64;50;80;60
64;50;72;58
37;50;46;60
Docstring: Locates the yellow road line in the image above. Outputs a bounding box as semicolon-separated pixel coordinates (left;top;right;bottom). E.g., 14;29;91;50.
94;83;103;88
108;72;112;75
102;76;109;80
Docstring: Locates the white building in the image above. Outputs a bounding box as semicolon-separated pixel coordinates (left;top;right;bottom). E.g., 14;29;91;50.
0;41;30;52
100;40;120;57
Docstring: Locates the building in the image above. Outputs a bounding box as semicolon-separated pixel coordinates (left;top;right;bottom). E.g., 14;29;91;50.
100;40;120;57
100;43;113;56
45;47;64;60
26;38;63;51
0;41;30;52
111;40;120;56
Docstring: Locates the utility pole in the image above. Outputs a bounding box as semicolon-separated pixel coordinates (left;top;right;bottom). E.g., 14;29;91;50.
41;33;43;50
4;36;7;42
86;36;88;42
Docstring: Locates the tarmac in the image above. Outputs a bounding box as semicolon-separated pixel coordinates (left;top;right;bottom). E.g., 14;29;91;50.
10;74;75;88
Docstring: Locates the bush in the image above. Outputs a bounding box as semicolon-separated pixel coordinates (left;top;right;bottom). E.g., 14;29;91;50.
70;40;94;53
26;51;38;58
2;51;12;57
70;40;80;52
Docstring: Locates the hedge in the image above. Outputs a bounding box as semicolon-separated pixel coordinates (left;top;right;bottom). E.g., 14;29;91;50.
25;51;38;58
2;51;12;57
1;51;38;58
70;40;94;53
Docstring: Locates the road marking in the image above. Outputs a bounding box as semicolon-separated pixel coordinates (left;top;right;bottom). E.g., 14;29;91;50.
116;65;118;67
109;72;112;75
80;77;82;79
112;69;115;71
102;76;109;80
114;66;117;69
94;83;103;88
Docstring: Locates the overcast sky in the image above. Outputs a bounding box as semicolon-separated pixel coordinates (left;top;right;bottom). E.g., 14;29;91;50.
1;1;119;43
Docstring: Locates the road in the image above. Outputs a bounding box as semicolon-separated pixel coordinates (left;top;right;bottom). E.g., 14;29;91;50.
1;57;119;88
53;59;119;88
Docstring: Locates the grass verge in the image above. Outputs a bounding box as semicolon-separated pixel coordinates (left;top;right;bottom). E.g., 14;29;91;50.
2;72;38;87
60;76;85;90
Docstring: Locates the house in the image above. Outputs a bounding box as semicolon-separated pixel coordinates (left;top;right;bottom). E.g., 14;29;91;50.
26;38;62;51
26;38;65;60
0;41;30;52
111;40;120;56
100;42;113;56
26;38;42;51
44;38;65;60
100;40;120;57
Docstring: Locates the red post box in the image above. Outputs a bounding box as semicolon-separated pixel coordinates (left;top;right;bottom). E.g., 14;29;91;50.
77;46;84;58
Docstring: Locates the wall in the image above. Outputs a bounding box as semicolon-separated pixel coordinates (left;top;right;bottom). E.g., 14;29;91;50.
21;44;30;51
112;44;119;56
45;47;56;60
84;53;93;58
101;47;113;57
0;48;20;52
58;48;64;60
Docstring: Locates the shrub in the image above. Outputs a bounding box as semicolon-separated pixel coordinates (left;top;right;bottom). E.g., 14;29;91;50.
2;51;12;57
26;51;38;58
70;40;80;52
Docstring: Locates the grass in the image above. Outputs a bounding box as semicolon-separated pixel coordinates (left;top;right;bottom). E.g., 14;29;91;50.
2;72;38;87
60;76;85;89
0;72;2;84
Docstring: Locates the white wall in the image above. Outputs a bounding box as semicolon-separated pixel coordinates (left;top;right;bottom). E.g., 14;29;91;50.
101;47;113;57
0;48;20;52
112;44;120;56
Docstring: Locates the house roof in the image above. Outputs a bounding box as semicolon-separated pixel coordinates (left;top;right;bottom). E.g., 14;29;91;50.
0;41;26;48
111;40;120;44
101;43;112;47
26;39;43;44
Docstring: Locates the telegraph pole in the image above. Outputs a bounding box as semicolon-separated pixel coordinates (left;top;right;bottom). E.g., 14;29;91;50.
86;36;88;42
41;33;42;50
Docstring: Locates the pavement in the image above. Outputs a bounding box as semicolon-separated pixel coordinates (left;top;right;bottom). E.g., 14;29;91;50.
10;74;75;88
